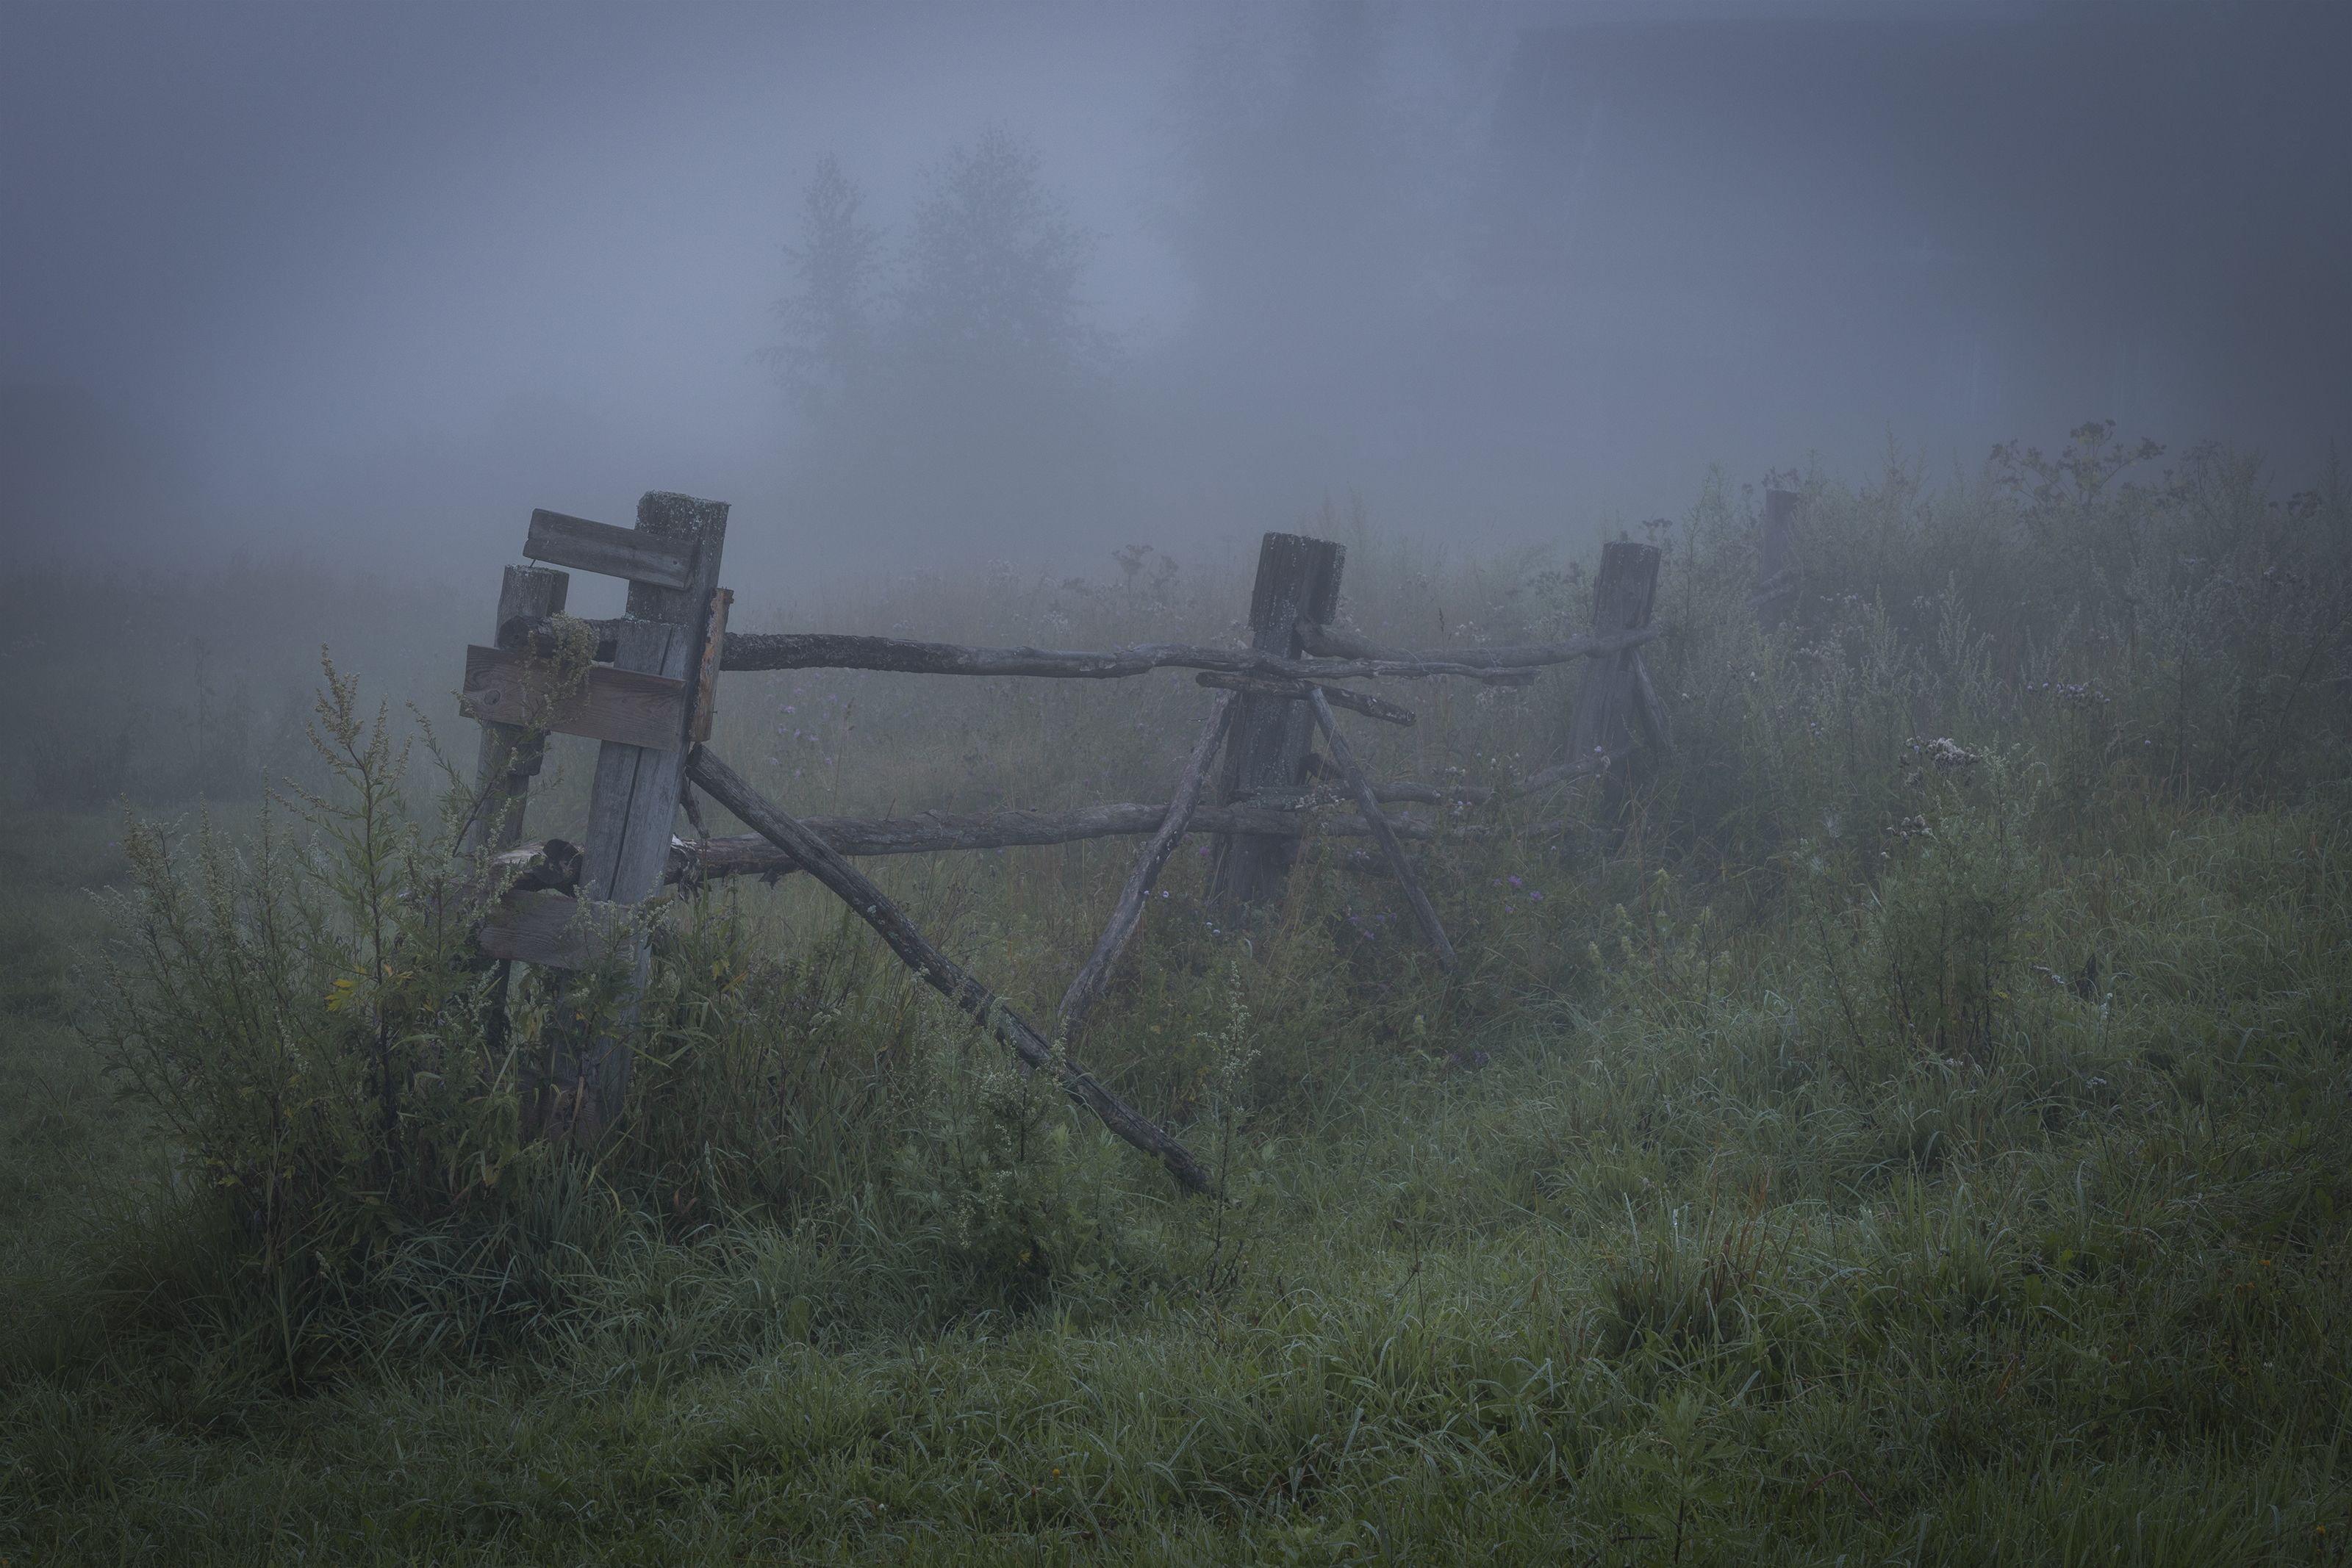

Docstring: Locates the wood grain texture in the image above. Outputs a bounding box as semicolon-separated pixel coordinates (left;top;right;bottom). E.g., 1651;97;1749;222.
1213;532;1346;910
524;508;698;589
573;491;729;1134
686;745;1211;1193
461;644;687;752
1057;693;1234;1043
1305;688;1457;969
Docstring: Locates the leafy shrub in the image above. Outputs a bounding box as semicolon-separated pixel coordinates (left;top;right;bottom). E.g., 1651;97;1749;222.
87;665;523;1364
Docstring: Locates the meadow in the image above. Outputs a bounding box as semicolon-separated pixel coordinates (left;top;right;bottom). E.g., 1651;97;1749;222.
3;430;2349;1564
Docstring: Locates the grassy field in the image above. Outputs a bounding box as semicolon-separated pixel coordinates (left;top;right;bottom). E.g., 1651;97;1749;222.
4;437;2350;1564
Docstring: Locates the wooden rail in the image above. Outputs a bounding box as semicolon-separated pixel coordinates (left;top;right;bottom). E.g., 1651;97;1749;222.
498;618;1546;686
686;745;1212;1191
461;500;1699;1190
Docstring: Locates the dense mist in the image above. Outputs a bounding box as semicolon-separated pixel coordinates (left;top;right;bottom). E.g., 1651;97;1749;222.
4;1;2348;586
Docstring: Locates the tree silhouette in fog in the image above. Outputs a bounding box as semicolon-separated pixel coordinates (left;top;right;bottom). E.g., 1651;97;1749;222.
773;129;1114;550
772;153;883;427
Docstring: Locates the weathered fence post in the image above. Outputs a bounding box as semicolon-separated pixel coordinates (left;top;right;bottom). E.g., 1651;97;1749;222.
1212;532;1345;910
572;491;730;1135
1752;486;1800;626
1566;539;1663;819
462;565;570;860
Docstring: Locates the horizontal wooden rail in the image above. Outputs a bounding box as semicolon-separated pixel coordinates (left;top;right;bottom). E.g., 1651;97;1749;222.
460;645;688;751
488;795;1470;897
499;617;1559;686
686;745;1213;1192
716;630;1541;685
523;509;698;590
1296;621;1664;669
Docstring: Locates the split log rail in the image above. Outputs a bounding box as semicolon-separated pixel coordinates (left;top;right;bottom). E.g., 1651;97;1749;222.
456;502;1709;1188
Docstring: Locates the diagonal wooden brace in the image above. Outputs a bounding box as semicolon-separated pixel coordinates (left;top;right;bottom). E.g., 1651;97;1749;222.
685;744;1213;1193
1305;688;1458;970
1058;692;1235;1043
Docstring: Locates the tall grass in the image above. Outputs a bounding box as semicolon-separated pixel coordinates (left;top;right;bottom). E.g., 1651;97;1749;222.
2;433;2348;1562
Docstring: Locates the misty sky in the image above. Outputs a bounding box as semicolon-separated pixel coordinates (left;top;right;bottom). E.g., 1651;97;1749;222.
3;3;1198;468
5;1;2346;580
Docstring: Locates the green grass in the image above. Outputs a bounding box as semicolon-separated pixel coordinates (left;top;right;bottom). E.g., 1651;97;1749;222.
3;439;2349;1563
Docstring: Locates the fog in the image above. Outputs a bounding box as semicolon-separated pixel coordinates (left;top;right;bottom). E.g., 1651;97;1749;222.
4;0;2347;590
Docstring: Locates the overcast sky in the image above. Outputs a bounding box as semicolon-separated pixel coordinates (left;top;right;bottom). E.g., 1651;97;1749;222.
2;2;1203;475
4;1;2343;579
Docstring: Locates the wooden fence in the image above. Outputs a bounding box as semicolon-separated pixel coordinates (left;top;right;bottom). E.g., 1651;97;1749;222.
453;493;1768;1189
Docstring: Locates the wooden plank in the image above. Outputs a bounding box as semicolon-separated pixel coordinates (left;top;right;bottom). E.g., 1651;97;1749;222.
462;565;569;860
476;890;630;971
1057;693;1235;1043
523;508;698;589
460;644;688;752
1305;688;1457;968
686;744;1211;1193
1213;532;1346;910
1194;670;1416;725
572;491;730;1135
691;588;733;744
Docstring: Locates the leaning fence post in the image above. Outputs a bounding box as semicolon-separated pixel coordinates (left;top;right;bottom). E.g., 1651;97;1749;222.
1566;539;1663;819
1211;531;1345;910
571;490;730;1136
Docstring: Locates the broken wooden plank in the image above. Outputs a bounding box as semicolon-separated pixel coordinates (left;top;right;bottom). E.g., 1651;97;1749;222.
1194;670;1416;726
1305;688;1457;969
476;889;631;970
686;744;1211;1193
523;508;698;589
460;644;688;752
1057;693;1235;1043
